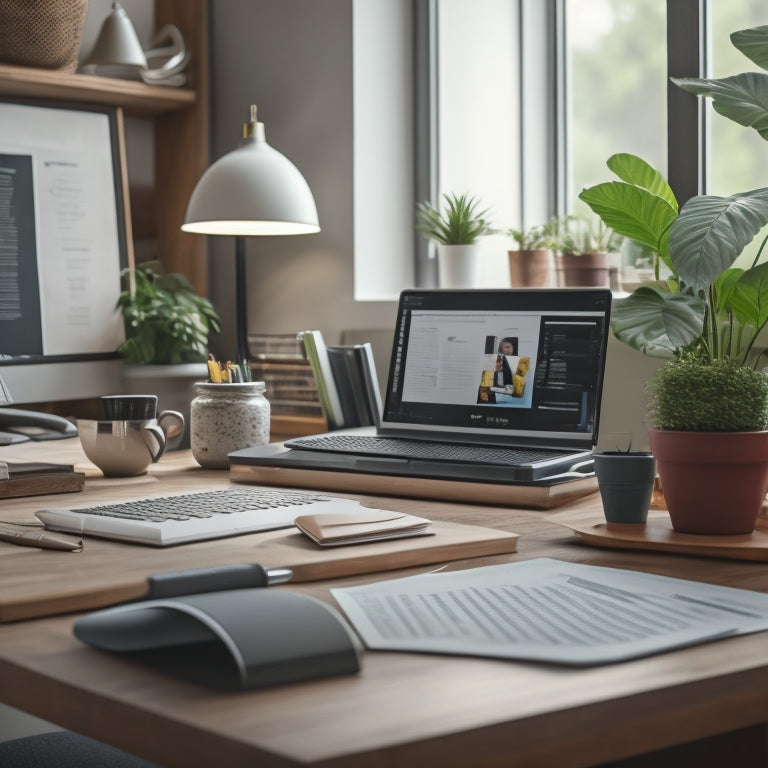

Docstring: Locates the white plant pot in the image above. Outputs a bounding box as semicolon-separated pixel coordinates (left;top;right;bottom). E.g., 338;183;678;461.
436;244;480;288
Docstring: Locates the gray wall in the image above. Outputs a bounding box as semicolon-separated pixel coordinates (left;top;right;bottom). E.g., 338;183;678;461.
208;0;397;366
207;1;658;446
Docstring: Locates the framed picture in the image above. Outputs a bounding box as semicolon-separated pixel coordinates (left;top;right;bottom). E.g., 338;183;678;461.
0;98;132;360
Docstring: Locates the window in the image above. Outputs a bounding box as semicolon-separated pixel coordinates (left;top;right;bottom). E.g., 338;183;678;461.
709;0;767;196
353;0;768;298
564;0;667;215
708;0;767;266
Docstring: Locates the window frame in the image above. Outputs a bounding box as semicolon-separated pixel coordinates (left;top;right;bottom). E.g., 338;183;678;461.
408;0;710;291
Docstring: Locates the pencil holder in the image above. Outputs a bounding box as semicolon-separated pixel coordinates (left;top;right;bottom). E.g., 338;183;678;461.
190;382;270;469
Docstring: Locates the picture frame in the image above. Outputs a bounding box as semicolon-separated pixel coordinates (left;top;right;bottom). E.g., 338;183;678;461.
0;97;133;361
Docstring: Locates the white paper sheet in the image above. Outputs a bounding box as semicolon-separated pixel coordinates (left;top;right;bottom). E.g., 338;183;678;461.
332;558;768;665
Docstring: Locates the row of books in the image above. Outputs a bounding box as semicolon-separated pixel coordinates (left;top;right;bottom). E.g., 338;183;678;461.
247;332;383;428
299;331;382;430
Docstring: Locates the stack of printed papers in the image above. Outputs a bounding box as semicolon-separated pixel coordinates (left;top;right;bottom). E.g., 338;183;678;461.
332;558;768;665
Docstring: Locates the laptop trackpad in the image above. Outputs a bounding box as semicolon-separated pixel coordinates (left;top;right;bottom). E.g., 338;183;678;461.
74;589;362;689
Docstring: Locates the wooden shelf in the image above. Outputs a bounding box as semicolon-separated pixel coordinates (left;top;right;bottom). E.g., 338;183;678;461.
0;0;211;296
0;63;196;118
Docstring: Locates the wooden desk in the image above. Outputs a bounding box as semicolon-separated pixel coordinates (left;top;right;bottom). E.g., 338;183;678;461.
2;439;768;767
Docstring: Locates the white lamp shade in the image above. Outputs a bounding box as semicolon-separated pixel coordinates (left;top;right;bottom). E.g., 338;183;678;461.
182;135;320;236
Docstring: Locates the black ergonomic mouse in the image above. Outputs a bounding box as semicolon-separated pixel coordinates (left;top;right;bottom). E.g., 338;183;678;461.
74;589;362;689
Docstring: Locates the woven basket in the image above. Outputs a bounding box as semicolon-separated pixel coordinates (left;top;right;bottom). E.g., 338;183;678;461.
0;0;89;72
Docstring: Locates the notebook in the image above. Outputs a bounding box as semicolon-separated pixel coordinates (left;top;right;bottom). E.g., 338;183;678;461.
230;288;612;484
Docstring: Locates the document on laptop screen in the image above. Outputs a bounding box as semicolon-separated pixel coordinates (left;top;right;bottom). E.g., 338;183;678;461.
382;290;611;446
332;558;768;665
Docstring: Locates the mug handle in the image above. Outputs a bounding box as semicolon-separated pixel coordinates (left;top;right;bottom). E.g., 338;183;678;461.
158;410;185;450
141;423;168;463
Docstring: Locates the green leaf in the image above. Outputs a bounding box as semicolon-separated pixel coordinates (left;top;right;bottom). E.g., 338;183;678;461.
712;267;745;318
728;261;768;328
610;285;705;356
578;181;677;257
731;25;768;72
668;188;768;290
672;73;768;141
606;153;678;210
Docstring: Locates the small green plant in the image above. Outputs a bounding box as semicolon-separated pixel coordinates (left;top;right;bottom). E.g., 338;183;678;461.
507;220;555;251
117;261;222;365
415;192;493;245
550;215;620;256
648;350;768;432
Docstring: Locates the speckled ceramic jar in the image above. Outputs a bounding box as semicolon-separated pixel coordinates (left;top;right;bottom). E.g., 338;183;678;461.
190;382;270;469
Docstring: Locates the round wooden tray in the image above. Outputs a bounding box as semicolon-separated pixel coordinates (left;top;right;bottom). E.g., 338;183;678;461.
553;509;768;562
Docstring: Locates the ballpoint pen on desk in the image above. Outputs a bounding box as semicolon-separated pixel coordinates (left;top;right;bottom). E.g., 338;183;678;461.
0;525;83;552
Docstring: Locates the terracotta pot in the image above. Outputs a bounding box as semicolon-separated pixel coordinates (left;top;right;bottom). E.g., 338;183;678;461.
508;249;552;287
558;252;610;287
649;429;768;535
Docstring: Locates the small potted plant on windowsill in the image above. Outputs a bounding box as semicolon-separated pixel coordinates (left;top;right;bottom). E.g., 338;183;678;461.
415;192;494;287
506;221;556;287
549;215;620;288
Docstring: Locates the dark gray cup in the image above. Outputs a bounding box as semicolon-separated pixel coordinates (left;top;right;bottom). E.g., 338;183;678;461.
593;451;657;524
101;394;158;421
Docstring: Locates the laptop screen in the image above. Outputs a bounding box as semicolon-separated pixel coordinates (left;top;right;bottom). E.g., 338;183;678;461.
382;289;612;449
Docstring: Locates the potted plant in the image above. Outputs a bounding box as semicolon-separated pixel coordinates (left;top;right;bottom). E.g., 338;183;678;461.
577;23;768;535
415;192;493;287
117;261;222;448
506;221;555;287
549;215;619;288
579;145;768;534
117;260;221;365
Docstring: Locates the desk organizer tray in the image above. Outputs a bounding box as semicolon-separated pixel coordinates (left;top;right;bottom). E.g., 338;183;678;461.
554;509;768;561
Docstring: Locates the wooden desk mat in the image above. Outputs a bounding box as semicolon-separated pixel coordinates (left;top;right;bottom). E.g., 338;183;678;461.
0;519;518;623
553;508;768;561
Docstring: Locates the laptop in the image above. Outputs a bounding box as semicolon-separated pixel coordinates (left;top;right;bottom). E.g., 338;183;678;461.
231;289;613;484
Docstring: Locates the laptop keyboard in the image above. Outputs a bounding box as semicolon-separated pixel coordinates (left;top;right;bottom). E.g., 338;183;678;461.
287;434;573;467
67;488;331;524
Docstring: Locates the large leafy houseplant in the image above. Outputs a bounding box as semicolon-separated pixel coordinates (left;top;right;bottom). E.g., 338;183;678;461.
577;23;768;534
117;261;222;365
579;151;768;369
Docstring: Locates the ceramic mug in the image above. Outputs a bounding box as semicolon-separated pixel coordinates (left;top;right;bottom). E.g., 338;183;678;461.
100;395;185;451
77;414;183;477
